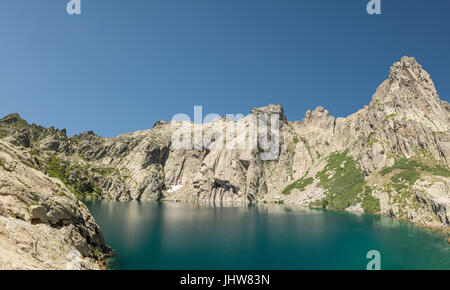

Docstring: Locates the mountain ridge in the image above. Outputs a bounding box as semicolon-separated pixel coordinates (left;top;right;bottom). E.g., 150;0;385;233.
0;57;449;269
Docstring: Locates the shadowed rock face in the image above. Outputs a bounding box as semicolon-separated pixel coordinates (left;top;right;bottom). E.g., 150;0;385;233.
1;57;449;241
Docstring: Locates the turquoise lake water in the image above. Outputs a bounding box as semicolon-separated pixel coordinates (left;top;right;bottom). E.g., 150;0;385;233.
84;200;450;270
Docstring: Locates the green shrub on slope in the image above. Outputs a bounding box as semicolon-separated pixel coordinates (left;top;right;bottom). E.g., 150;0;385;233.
282;177;314;195
314;150;365;210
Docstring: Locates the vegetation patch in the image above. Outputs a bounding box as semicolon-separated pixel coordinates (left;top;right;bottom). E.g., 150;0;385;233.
90;245;102;260
44;156;102;199
376;156;450;217
390;169;420;185
0;158;5;170
366;131;379;147
380;157;450;179
282;176;314;195
361;194;380;213
373;99;382;106
391;182;408;192
313;150;365;210
91;167;119;177
380;158;414;176
392;189;418;218
385;113;397;120
45;157;68;182
427;165;450;177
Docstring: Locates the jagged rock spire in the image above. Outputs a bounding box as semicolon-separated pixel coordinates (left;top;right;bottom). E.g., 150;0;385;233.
369;56;448;132
388;56;439;99
251;104;287;122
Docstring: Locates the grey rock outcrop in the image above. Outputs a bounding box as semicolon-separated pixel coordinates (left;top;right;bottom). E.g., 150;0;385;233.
0;140;109;269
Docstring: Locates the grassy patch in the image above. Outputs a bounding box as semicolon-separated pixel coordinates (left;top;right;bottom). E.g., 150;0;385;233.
380;157;450;179
45;157;68;182
428;165;450;177
293;136;299;144
391;182;408;192
314;150;365;210
361;194;381;213
91;167;119;176
390;169;420;185
282;177;314;195
44;156;102;199
380;158;411;176
0;158;5;170
386;113;397;120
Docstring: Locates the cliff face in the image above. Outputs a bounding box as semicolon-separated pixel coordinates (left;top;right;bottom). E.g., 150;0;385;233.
1;57;449;235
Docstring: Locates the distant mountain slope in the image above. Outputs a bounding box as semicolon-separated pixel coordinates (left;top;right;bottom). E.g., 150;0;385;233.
1;56;449;230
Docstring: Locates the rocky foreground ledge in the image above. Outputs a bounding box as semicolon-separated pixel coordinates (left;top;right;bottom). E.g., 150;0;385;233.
0;140;109;269
1;56;450;269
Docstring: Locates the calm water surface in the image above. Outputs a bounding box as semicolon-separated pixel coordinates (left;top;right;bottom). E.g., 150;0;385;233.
84;200;450;270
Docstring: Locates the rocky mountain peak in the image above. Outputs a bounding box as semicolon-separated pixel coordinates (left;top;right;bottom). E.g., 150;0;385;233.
0;113;24;124
304;106;330;120
388;56;421;81
251;104;287;122
388;56;439;98
153;120;167;128
74;131;98;139
370;56;442;120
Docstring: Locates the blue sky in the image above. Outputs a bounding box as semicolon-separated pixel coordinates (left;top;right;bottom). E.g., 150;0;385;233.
0;0;449;137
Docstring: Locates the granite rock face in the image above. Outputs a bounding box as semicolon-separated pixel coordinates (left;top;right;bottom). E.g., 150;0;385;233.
1;57;449;245
0;140;109;269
